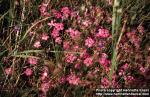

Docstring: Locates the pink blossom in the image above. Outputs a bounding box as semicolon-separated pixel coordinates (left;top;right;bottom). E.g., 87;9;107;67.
122;63;129;70
39;3;48;15
137;25;144;34
83;57;93;67
5;67;12;75
67;74;80;85
96;28;110;38
61;7;70;18
41;72;48;81
41;33;49;41
61;7;70;15
82;20;91;27
47;20;56;27
28;57;38;65
24;68;32;76
74;63;81;69
99;57;109;67
63;41;70;50
124;75;134;83
65;54;77;63
59;76;66;84
80;49;90;59
40;82;50;93
85;37;95;48
34;41;41;48
55;37;62;44
118;69;125;76
101;77;110;88
66;28;81;39
54;23;64;31
51;28;59;38
139;67;146;74
52;9;62;19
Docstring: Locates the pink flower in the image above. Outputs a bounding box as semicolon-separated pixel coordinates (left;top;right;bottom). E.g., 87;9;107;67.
39;3;48;15
101;77;110;88
66;28;81;40
52;9;62;19
59;76;66;84
5;67;12;75
24;68;32;76
61;7;70;18
61;7;70;15
51;28;59;38
118;69;125;76
122;63;129;70
139;67;146;74
65;54;77;63
99;57;110;67
55;37;62;44
34;41;41;48
82;20;91;27
48;20;56;27
28;57;38;65
74;63;81;69
54;23;64;31
41;33;49;41
63;41;70;50
96;28;110;38
40;82;50;93
83;57;93;67
124;75;134;83
67;74;80;85
85;37;95;48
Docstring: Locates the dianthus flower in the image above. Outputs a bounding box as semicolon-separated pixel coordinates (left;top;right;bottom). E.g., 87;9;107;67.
28;57;38;65
85;37;95;48
5;67;12;75
67;74;80;85
34;41;41;48
24;68;32;76
65;54;77;63
96;28;110;38
83;57;93;67
41;33;49;41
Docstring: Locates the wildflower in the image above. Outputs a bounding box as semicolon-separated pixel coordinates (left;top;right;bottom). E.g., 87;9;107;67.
83;57;93;67
96;28;110;38
122;63;129;70
40;82;50;93
139;67;146;74
66;28;81;40
24;68;32;76
59;76;66;84
47;20;56;27
51;28;60;38
34;41;41;48
67;74;80;85
101;77;110;88
63;41;70;50
61;7;70;18
55;37;62;44
85;37;95;48
28;57;38;65
65;54;77;63
5;67;12;75
52;9;62;19
39;3;47;13
54;23;64;31
74;63;81;69
41;33;49;41
82;20;91;27
99;57;109;67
